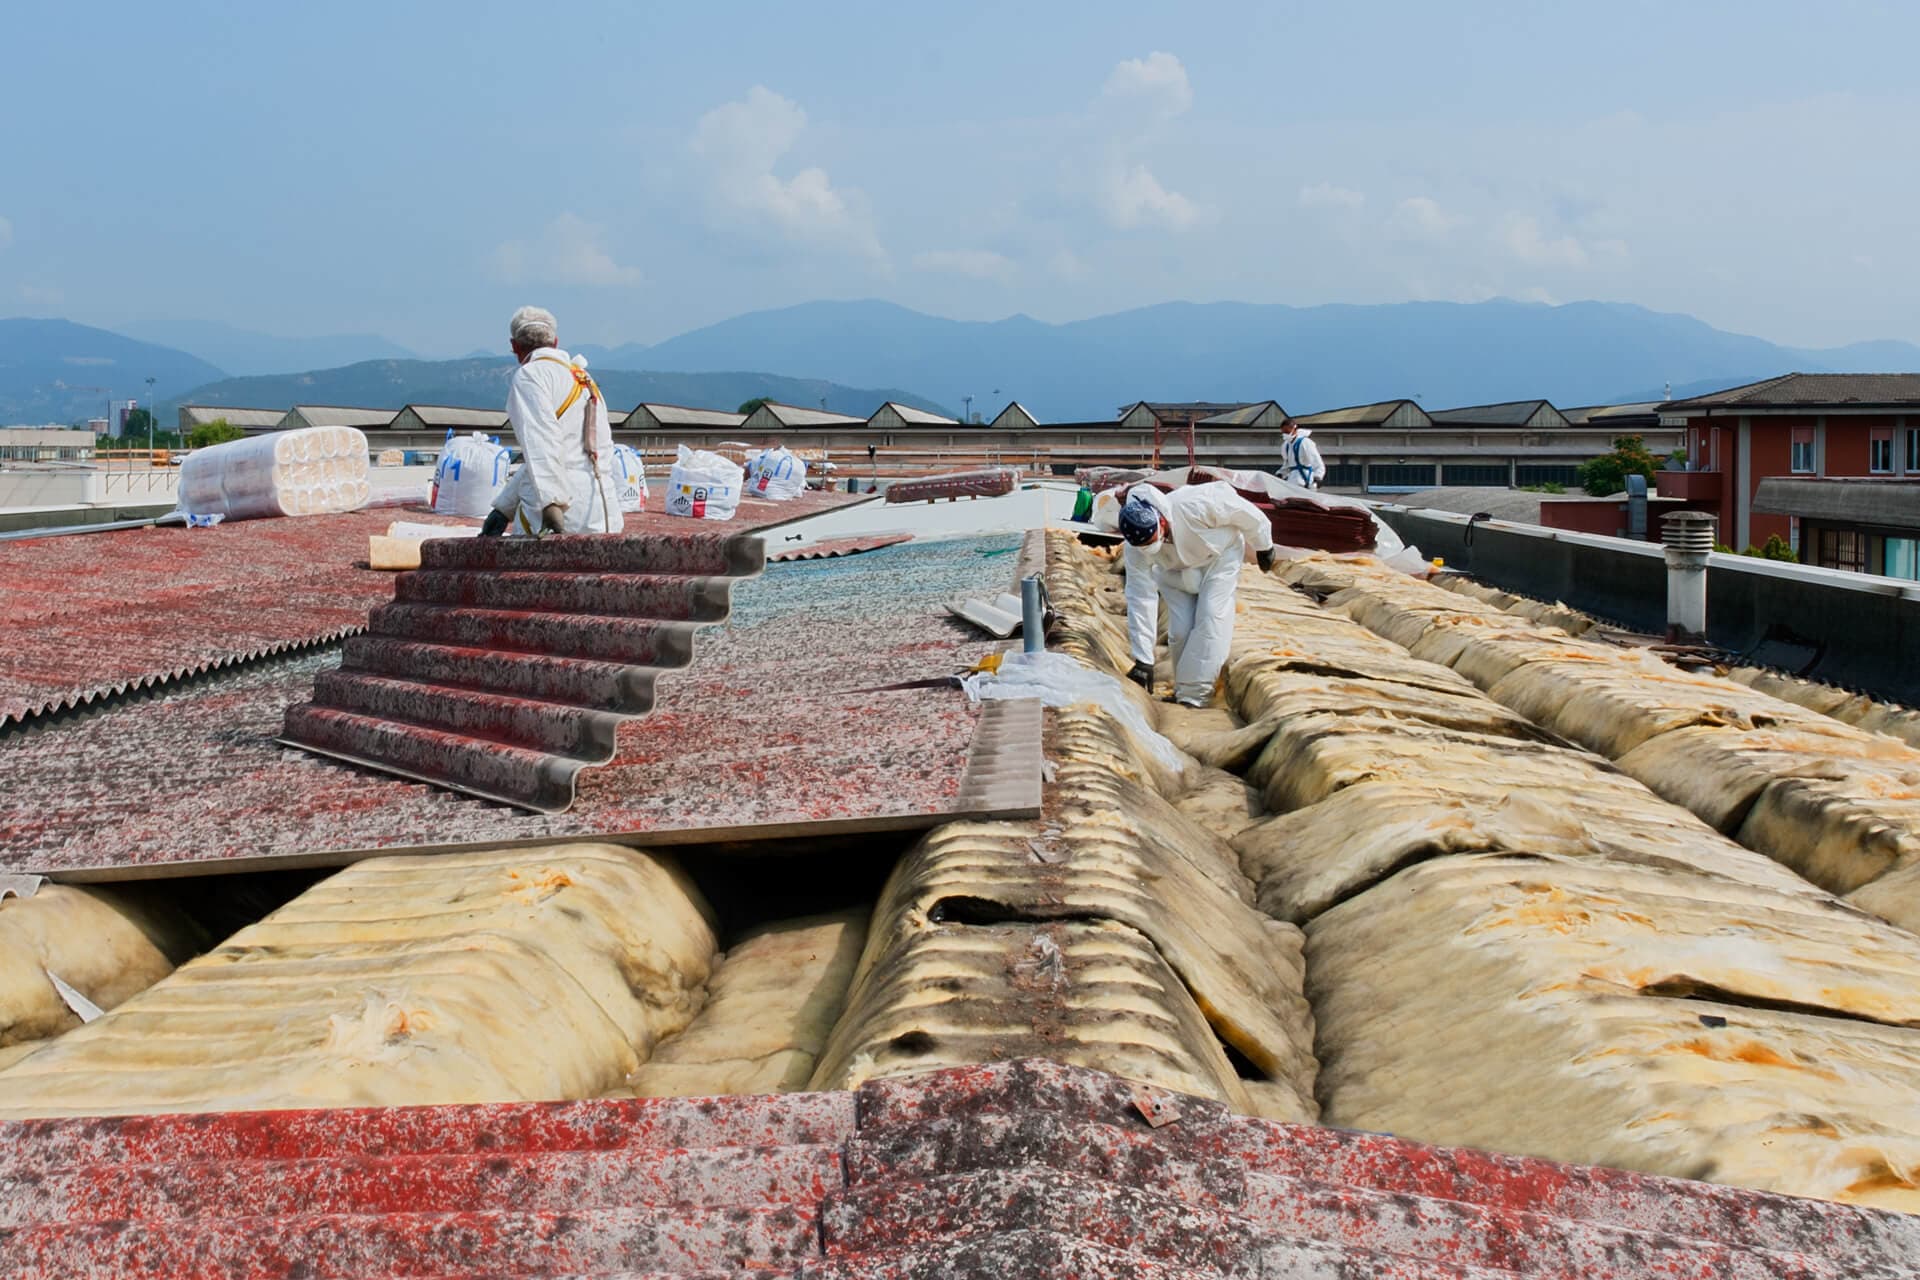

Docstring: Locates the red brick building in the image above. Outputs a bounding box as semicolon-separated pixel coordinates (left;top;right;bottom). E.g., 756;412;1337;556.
1660;373;1920;574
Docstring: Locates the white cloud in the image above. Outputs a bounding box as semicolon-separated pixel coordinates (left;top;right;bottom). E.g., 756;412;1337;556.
1298;183;1366;211
1081;53;1203;233
1102;51;1193;119
691;86;883;261
1391;196;1460;241
1048;249;1089;280
0;216;12;249
912;249;1015;280
492;213;642;287
1500;213;1626;269
1102;163;1201;231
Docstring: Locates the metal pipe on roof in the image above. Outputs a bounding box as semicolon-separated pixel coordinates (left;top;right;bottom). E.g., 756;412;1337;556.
0;512;185;542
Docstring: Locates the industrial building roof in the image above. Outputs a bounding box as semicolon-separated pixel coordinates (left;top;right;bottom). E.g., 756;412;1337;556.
1666;372;1920;410
392;404;510;429
872;401;959;425
989;401;1040;429
1559;400;1664;426
282;405;400;430
743;402;868;430
1428;399;1569;427
630;403;749;428
1132;400;1265;421
1295;398;1433;427
1199;399;1286;426
176;405;287;430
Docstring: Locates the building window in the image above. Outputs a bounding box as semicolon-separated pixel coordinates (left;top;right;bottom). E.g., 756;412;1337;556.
1906;428;1920;474
1817;528;1866;573
1365;463;1438;491
1514;464;1582;487
1441;464;1510;486
1887;537;1920;581
1321;463;1364;487
1791;427;1816;474
1872;429;1894;474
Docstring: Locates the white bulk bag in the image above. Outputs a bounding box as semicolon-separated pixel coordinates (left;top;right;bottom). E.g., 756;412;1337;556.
431;432;512;518
745;446;807;501
610;444;647;512
178;426;371;522
665;445;743;521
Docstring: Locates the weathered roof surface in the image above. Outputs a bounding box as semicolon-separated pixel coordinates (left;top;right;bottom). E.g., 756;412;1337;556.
989;401;1040;429
1668;373;1920;410
1139;400;1260;421
0;506;469;726
1295;398;1432;427
873;401;959;425
748;402;868;429
395;403;510;429
1392;486;1549;524
632;403;748;428
1429;399;1564;426
177;405;285;429
0;530;1028;878
1753;475;1920;524
1190;401;1282;426
1559;400;1664;426
0;1058;1908;1277
283;405;398;429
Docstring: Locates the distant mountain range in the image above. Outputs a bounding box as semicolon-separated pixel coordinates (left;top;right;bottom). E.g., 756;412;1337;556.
618;299;1920;421
118;318;418;377
163;360;951;422
7;299;1920;429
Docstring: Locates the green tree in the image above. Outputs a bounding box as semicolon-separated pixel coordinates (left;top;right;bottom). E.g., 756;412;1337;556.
737;397;773;415
123;407;155;437
186;419;246;448
1746;534;1798;563
1577;434;1661;497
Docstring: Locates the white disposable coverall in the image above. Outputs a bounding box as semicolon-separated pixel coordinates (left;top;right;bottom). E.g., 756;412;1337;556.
1122;482;1275;706
1281;430;1325;489
492;346;624;535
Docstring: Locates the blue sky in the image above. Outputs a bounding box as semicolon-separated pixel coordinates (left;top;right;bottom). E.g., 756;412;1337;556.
4;1;1916;355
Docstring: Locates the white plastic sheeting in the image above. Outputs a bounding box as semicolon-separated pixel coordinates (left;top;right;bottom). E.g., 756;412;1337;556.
962;651;1186;776
179;427;371;522
431;432;512;518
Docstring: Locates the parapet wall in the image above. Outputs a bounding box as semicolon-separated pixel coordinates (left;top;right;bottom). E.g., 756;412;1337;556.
1373;504;1920;703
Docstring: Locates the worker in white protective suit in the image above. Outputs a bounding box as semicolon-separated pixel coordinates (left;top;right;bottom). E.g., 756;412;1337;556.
480;305;623;537
1280;417;1325;489
1117;482;1276;707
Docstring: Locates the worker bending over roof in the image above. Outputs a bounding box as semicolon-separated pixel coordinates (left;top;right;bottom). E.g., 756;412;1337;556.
481;305;623;537
1118;482;1275;708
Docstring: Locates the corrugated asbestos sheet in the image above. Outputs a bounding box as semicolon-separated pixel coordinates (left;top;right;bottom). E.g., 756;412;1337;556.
0;536;1037;879
0;508;463;727
0;1059;1910;1277
281;529;766;812
767;533;913;562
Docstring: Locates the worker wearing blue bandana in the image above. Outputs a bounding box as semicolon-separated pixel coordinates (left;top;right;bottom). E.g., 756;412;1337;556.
1116;482;1276;707
1280;418;1325;489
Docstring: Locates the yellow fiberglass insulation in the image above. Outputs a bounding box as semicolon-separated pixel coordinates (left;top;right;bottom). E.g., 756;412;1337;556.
1308;855;1920;1210
0;884;205;1049
0;844;717;1118
610;907;867;1099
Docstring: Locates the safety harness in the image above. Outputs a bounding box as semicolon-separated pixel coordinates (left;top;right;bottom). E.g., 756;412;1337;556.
518;356;610;535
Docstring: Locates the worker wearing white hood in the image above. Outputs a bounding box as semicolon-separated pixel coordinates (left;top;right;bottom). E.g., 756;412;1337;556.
480;305;623;537
1116;481;1275;707
1280;417;1325;489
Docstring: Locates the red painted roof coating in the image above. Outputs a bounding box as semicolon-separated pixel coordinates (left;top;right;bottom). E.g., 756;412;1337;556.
0;1059;1910;1278
0;535;1015;878
0;490;864;729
